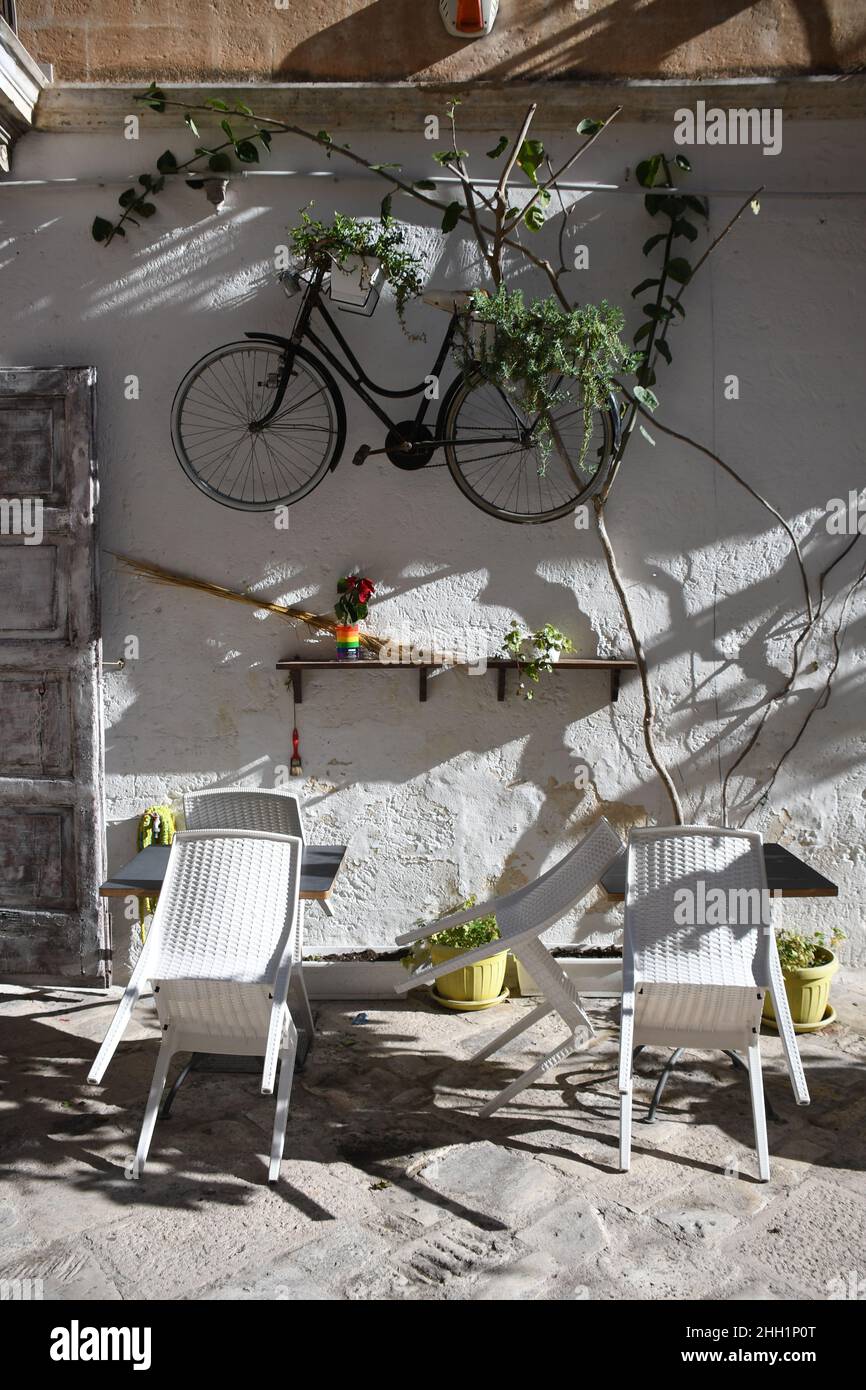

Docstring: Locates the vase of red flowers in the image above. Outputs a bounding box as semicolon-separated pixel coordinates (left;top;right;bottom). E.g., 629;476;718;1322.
335;573;375;660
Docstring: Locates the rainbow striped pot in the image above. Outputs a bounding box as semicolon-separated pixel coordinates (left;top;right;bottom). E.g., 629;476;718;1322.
336;623;361;660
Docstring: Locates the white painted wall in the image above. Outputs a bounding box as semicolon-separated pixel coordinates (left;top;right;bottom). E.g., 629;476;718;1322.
3;116;864;967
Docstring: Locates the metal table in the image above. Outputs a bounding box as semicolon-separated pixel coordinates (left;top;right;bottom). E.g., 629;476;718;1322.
99;841;348;1112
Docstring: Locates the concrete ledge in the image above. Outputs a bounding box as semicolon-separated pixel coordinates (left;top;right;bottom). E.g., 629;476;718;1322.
33;75;866;133
304;956;622;999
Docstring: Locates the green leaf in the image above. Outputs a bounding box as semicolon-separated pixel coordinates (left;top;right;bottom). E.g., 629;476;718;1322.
432;149;467;166
642;303;670;320
235;140;259;163
675;154;692;172
672;219;698;242
633;385;659;412
639;424;656;446
683;194;709;219
666;257;692;284
258;129;272;150
516;138;544;184
184;113;199;137
380;193;393;220
441;201;462;233
137;202;157;217
631;278;659;298
208;151;232;173
156;149;178;174
633;322;653;343
576;118;604;136
644;193;663;217
220;119;235;141
136;83;166;112
666;297;686;318
751;197;761;215
486;136;508;159
316;130;332;144
642;233;667;256
369;162;402;172
655;340;672;364
413;179;437;191
636;155;661;189
118;188;138;208
234;101;254;116
207;98;230;111
524;204;546;232
91;216;113;243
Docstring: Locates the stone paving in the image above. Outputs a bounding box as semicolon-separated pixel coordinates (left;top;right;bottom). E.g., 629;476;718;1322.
1;972;865;1301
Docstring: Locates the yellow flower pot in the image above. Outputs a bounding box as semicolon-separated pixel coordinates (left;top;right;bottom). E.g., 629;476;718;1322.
430;944;508;1009
763;950;839;1031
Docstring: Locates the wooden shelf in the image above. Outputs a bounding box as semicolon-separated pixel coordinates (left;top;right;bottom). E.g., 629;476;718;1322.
276;656;637;703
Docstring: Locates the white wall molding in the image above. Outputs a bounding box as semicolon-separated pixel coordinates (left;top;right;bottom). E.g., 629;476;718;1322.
0;16;50;170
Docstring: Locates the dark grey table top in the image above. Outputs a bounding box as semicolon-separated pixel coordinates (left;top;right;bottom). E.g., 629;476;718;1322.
100;843;347;900
600;842;838;900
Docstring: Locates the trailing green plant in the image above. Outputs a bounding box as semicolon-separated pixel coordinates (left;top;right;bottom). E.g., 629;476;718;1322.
401;895;500;972
288;209;423;325
458;288;642;467
501;620;574;699
136;804;176;938
775;926;845;973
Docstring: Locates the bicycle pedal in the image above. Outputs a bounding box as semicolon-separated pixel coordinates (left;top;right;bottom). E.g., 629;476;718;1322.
352;444;371;466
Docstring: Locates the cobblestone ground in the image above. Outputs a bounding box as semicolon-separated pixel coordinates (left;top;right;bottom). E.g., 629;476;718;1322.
2;974;864;1301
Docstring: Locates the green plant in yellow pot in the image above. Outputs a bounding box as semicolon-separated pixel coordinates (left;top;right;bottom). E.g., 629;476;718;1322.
402;897;508;1011
764;926;844;1033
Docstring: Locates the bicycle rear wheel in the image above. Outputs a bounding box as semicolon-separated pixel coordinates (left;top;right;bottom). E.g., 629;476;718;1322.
171;341;345;511
442;372;618;524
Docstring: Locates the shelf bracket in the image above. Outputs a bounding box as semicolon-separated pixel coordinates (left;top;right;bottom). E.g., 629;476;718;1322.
290;669;303;704
497;666;507;702
610;668;621;703
419;665;428;702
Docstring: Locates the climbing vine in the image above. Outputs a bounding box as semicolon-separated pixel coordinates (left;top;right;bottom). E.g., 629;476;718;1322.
89;88;862;829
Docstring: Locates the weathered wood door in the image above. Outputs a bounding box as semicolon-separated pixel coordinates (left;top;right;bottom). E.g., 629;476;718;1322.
0;366;105;979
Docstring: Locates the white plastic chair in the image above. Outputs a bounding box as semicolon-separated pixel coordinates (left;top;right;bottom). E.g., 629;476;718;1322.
183;787;318;1038
395;818;624;1117
87;829;303;1183
619;826;810;1183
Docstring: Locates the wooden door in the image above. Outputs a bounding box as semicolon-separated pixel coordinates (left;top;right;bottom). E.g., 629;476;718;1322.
0;366;105;979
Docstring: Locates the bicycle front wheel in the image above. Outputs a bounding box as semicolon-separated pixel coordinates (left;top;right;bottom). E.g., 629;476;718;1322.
442;372;618;524
171;341;345;511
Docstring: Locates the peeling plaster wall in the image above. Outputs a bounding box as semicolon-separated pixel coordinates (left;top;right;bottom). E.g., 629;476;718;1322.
2;116;864;971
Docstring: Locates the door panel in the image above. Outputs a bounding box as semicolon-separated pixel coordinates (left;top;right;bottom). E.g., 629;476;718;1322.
0;367;105;979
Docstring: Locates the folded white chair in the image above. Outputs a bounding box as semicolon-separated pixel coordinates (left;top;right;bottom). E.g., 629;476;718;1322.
395;817;624;1117
619;826;809;1183
183;787;318;1038
88;829;303;1183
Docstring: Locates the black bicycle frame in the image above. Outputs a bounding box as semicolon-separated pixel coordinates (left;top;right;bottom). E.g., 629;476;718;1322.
248;265;459;436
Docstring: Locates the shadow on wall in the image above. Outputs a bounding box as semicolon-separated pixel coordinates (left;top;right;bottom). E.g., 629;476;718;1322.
274;0;844;83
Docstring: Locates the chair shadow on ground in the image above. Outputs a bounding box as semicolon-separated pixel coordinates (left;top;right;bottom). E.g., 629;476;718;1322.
2;993;863;1235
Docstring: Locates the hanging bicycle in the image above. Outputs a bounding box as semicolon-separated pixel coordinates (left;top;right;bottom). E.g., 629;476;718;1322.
170;257;620;524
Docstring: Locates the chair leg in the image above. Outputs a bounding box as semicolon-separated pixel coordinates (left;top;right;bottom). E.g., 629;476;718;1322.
747;1037;771;1182
471;1001;551;1063
290;969;316;1043
619;1088;633;1172
268;1016;299;1183
477;1031;582;1118
132;1033;174;1179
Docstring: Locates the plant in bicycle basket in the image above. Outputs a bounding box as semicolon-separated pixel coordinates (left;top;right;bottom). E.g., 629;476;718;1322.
457;287;642;469
288;209;424;326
